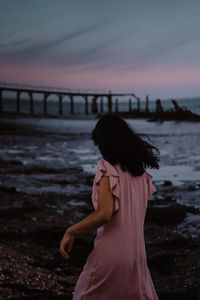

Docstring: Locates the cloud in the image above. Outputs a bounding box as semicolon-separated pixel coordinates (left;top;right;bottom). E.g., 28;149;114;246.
0;20;111;61
0;37;36;49
0;18;126;73
117;21;200;71
0;20;40;41
1;14;200;74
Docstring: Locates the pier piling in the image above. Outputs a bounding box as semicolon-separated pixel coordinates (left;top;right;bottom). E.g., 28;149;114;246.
129;98;132;112
59;94;63;115
84;96;88;115
115;98;118;113
108;92;112;113
137;97;140;112
100;97;104;113
29;92;34;114
0;89;2;113
145;95;149;113
16;91;20;113
91;96;98;114
70;95;74;114
43;93;48;114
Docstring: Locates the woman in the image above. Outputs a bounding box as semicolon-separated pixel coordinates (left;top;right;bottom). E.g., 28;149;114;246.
60;113;160;300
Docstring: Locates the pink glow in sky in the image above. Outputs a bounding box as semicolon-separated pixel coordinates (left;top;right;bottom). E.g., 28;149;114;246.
1;62;200;99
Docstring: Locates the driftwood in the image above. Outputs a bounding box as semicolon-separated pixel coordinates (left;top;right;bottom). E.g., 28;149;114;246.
156;99;164;115
97;99;200;122
149;99;200;122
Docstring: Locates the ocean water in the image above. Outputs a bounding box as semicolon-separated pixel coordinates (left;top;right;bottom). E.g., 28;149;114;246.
0;117;200;210
2;95;200;115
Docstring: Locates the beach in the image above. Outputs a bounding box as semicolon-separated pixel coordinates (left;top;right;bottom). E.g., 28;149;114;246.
0;115;200;299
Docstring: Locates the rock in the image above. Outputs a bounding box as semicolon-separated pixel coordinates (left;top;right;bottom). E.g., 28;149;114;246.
163;180;172;186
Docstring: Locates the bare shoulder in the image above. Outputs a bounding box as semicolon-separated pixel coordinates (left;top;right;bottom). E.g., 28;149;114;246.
99;175;110;188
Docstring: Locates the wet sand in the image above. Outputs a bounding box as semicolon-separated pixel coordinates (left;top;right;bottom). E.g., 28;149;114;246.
0;118;200;299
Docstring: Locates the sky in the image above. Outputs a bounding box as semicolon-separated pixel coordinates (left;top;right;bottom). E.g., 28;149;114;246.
0;0;200;99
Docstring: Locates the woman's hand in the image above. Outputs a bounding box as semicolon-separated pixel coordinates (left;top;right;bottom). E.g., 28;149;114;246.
60;230;75;260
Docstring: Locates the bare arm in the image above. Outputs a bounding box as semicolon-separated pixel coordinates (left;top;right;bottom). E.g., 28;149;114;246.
60;175;115;259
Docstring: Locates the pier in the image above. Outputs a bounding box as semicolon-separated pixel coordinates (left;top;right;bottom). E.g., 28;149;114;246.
0;83;143;115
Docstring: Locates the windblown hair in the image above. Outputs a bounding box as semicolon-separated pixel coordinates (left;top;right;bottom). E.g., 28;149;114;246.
91;113;160;176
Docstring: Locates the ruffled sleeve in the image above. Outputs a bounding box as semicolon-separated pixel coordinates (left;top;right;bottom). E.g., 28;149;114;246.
145;171;157;199
91;158;120;213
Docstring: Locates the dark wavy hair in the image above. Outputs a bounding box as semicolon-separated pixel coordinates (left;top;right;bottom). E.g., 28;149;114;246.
91;113;160;176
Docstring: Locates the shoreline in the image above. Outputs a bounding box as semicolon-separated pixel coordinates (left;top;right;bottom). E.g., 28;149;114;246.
1;108;200;122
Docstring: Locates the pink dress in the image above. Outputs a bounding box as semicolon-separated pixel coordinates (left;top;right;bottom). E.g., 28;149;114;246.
73;158;158;300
